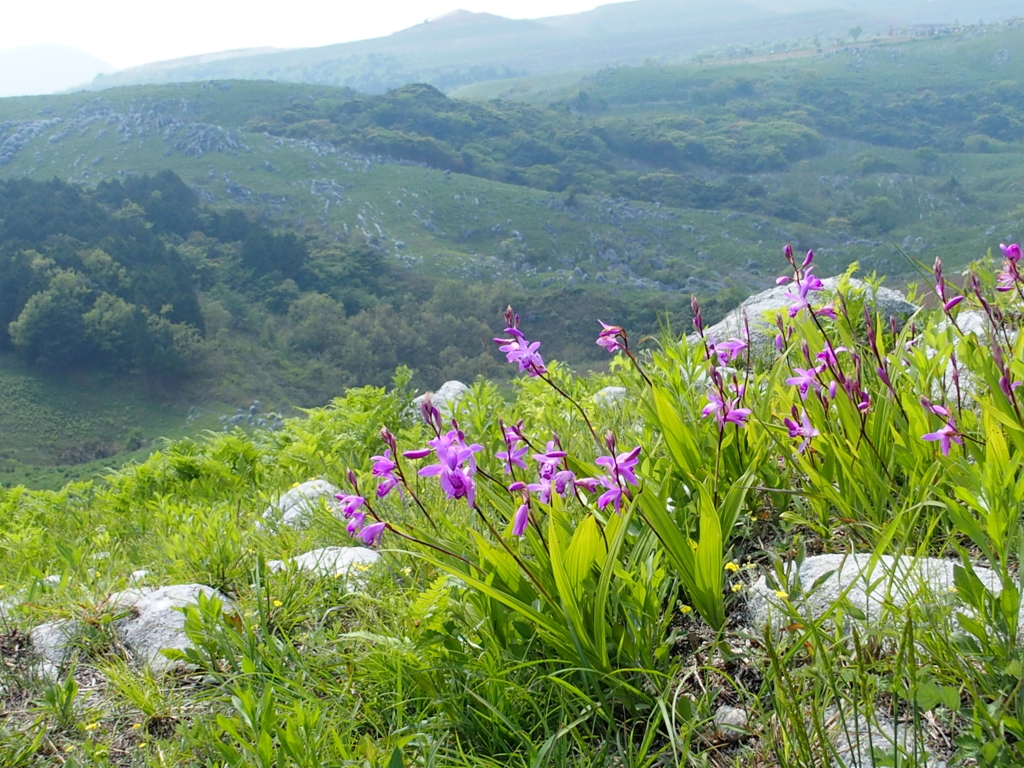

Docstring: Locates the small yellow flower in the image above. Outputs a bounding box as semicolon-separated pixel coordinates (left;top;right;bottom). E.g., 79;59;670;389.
732;583;743;593
65;745;75;753
401;567;412;576
680;604;693;614
775;590;789;599
725;561;740;573
84;722;100;731
947;586;958;594
291;482;301;489
132;723;142;730
272;599;283;608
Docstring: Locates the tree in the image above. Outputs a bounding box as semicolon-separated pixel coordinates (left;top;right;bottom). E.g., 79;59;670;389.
8;270;93;368
849;26;863;42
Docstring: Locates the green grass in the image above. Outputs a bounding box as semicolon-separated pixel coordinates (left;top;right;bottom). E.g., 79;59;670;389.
0;354;235;489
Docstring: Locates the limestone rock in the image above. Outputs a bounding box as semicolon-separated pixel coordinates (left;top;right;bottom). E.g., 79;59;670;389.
108;584;234;673
713;705;748;742
593;386;627;407
696;277;919;351
748;554;1001;632
411;380;470;419
264;479;340;528
30;620;77;678
830;709;946;768
266;546;380;586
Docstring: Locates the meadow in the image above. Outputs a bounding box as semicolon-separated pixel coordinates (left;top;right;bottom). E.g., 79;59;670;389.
3;243;1024;766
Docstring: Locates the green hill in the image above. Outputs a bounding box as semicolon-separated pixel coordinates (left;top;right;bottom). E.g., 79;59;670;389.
1;21;1023;486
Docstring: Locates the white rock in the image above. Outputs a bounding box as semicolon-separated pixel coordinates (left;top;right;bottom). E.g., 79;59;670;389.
695;277;918;351
830;709;946;768
748;553;1002;632
30;620;77;679
266;546;379;586
40;574;62;588
593;386;627;406
129;569;150;583
713;705;748;742
263;479;340;528
411;380;470;419
108;584;235;673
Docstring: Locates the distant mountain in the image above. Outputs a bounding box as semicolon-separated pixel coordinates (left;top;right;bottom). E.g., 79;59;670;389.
0;45;116;97
84;1;887;94
82;0;1023;95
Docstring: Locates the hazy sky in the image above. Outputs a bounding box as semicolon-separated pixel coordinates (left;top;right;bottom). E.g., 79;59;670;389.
1;0;611;70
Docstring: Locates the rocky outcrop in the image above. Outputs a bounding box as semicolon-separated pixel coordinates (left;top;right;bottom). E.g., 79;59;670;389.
263;479;341;528
412;380;470;419
747;553;1001;632
696;277;919;351
267;546;380;587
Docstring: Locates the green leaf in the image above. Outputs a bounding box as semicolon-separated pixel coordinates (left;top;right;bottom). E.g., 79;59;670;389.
387;748;404;768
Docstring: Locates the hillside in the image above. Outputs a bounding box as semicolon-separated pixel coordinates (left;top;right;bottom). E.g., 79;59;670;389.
1;21;1023;487
86;1;890;94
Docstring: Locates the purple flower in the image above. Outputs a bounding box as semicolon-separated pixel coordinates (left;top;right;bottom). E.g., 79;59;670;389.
709;336;748;364
922;422;963;457
775;333;785;352
356;521;387;547
346;511;367;535
574;476;601;493
336;493;366;517
816;344;846;367
496;444;528;473
371;449;400;498
597;321;626;353
554;469;576;496
596;445;642;488
702;390;751;428
494;327;547;376
786;366;824;400
407;428;483;506
783;271;825;318
999;375;1023;398
533;439;567;466
597;486;625;514
527;476;554;504
1001;243;1022;264
943;295;965;312
512;504;530;537
783;409;819;453
920;398;950;417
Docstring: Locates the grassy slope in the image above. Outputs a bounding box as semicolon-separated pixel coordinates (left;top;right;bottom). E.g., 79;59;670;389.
1;25;1023;487
0;354;232;490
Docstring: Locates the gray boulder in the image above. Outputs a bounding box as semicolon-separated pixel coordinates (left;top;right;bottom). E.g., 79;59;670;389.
108;584;235;673
411;380;470;419
263;479;340;528
266;546;380;587
695;277;919;351
748;553;1001;632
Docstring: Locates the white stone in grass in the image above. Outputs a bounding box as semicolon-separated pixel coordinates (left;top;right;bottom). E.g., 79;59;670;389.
694;277;918;352
264;479;340;528
266;546;380;586
411;380;470;419
747;553;1002;632
593;386;627;406
129;569;150;583
713;705;748;742
30;620;77;679
108;584;235;674
830;709;947;768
